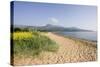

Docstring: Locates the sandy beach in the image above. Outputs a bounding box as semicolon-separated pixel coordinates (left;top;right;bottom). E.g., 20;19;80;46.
14;32;97;65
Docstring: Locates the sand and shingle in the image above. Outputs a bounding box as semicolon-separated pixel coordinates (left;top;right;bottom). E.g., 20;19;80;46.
13;32;97;65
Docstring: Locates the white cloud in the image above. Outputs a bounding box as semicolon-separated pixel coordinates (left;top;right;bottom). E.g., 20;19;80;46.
49;17;59;24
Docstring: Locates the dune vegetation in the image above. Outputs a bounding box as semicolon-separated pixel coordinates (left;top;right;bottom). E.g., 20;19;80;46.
12;28;59;58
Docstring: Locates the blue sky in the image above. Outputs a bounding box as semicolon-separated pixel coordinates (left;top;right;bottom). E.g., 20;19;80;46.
13;1;97;31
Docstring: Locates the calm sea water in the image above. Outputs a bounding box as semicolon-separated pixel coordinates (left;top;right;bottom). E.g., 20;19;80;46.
56;32;97;41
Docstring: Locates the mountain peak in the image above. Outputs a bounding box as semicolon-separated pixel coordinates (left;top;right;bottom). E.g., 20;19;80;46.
46;24;53;26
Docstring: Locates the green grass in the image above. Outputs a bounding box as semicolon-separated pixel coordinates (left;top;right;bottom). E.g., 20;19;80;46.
13;31;59;57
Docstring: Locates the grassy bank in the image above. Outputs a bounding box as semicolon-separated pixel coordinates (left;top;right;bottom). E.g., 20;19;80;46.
13;31;59;58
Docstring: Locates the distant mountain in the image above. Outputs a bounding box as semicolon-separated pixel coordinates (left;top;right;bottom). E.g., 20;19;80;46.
14;24;93;32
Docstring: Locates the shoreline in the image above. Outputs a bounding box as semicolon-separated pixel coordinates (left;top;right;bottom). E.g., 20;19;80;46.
52;31;97;42
52;32;97;47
